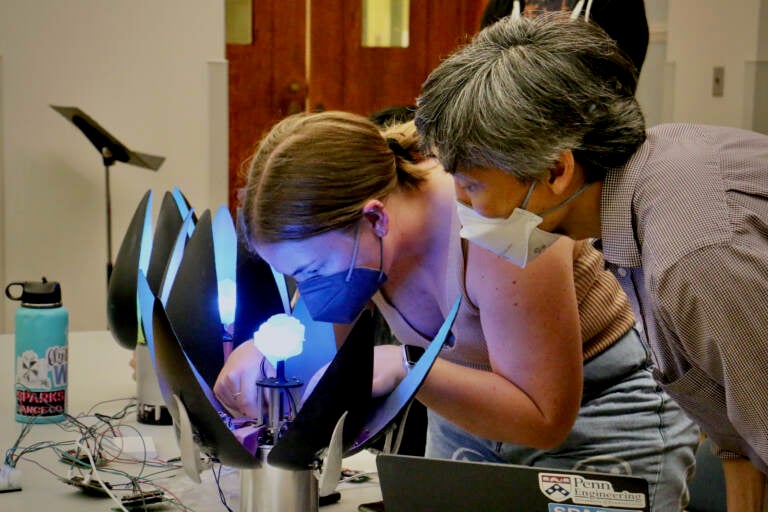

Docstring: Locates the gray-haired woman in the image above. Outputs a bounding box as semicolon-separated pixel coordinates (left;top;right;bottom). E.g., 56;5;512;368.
416;12;768;511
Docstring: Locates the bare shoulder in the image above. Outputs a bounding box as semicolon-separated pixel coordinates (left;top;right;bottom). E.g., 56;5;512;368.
465;237;576;311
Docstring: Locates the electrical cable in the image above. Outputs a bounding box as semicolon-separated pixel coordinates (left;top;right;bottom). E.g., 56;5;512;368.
77;439;130;512
6;398;191;511
211;464;234;512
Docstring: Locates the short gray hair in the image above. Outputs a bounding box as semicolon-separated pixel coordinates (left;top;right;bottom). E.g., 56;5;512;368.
415;12;646;182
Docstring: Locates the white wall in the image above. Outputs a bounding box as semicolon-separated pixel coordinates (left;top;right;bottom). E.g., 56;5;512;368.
0;1;228;332
749;0;768;133
0;54;5;330
638;0;768;131
636;0;668;128
666;0;767;129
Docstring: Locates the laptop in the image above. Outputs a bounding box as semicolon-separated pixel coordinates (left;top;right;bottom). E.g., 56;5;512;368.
377;454;650;512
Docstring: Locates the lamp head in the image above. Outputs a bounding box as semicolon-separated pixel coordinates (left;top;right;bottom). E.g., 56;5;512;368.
212;205;238;329
252;313;305;367
217;278;237;327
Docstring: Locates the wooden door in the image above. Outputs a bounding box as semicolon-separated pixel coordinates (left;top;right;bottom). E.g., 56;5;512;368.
227;0;307;211
227;0;485;210
309;0;483;114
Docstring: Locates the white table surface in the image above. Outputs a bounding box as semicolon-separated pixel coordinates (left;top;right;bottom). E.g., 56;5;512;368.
0;331;380;512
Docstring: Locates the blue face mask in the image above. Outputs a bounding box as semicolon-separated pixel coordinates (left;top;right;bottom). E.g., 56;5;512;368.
297;226;387;324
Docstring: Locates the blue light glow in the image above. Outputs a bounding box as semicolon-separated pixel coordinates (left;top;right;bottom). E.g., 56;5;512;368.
160;210;195;306
217;278;237;325
136;191;154;343
252;314;305;367
138;191;154;276
171;188;193;236
212;205;237;327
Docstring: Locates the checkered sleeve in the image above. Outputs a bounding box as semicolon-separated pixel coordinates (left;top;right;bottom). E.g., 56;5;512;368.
655;243;768;465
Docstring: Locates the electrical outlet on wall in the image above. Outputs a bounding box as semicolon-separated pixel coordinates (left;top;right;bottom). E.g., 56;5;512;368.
713;66;725;97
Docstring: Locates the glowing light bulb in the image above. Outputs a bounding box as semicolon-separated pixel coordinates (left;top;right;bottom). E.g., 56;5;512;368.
217;278;237;326
252;314;305;367
212;205;237;327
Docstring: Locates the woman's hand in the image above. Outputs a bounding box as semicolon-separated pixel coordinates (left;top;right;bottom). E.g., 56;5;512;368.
213;341;270;418
372;344;408;397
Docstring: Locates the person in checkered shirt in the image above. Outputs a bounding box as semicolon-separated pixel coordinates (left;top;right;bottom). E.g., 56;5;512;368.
417;12;768;512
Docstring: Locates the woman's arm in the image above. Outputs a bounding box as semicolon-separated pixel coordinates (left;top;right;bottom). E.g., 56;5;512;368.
416;237;583;448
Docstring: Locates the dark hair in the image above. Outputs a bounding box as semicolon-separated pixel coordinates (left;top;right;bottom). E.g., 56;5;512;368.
416;13;646;182
479;0;649;76
368;105;416;128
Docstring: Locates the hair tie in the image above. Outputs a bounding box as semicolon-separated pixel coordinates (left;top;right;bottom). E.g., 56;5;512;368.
387;138;413;162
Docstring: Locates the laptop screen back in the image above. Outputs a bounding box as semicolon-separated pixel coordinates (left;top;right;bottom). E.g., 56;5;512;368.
377;454;650;512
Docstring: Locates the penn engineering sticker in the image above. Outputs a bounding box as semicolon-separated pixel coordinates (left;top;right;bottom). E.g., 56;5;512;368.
547;506;640;512
539;473;646;509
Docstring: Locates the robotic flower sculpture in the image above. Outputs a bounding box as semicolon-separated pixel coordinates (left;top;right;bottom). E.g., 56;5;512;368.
124;193;461;510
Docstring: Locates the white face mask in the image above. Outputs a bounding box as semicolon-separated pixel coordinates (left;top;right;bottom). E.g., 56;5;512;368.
456;181;589;268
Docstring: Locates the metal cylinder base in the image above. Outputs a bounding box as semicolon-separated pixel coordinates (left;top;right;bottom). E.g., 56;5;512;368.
135;343;172;425
239;445;318;512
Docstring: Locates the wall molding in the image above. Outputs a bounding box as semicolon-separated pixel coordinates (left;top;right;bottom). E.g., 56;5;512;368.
649;23;668;44
0;54;5;333
662;60;676;124
207;59;229;211
744;59;768;134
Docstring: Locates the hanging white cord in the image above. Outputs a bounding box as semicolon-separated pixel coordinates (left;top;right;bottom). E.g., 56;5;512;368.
570;0;585;20
391;400;413;454
570;0;594;22
511;0;522;20
585;0;595;22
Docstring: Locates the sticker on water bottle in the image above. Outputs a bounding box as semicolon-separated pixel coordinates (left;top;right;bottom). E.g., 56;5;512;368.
15;346;68;418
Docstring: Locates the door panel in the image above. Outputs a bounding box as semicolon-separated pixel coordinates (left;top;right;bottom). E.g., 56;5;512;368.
228;0;485;210
227;0;307;210
310;0;482;115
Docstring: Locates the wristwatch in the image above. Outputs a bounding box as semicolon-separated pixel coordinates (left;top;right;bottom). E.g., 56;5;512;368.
402;344;426;370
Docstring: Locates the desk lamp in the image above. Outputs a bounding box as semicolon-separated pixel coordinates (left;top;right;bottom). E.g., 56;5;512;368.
212;206;238;359
107;188;194;424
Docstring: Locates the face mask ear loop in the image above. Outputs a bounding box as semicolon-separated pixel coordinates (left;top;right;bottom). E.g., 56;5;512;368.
345;223;362;282
520;181;538;210
377;234;385;281
538;182;592;217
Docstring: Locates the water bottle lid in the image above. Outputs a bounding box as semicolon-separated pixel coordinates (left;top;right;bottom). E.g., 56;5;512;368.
4;277;62;307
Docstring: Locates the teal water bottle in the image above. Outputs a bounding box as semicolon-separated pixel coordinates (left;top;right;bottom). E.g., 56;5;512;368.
5;278;69;423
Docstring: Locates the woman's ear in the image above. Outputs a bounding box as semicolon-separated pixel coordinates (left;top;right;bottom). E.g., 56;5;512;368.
546;150;577;196
362;199;389;237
